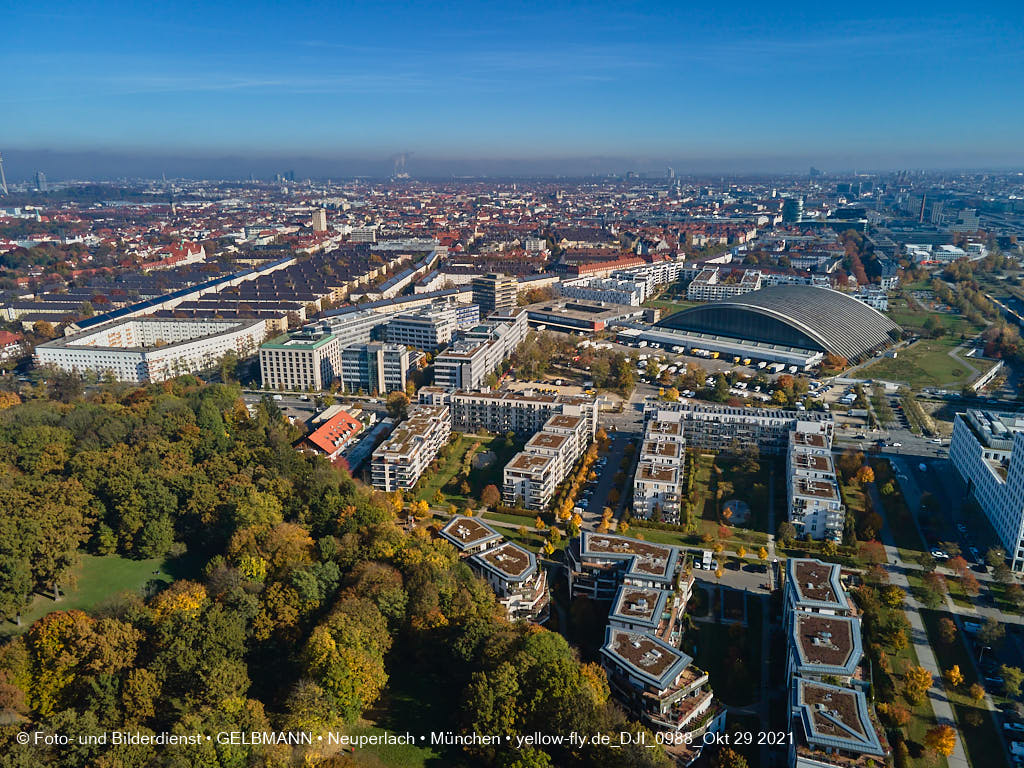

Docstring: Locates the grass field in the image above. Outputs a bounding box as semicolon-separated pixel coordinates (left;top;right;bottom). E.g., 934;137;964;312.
1;552;198;638
642;297;701;316
859;337;994;389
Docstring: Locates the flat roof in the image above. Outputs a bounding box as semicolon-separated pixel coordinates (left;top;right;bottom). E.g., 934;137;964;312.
581;531;679;582
795;680;885;757
506;452;554;473
609;585;670;629
793;613;862;676
788;559;848;611
526;432;569;451
472;540;535;581
439;516;502;551
601;626;692;690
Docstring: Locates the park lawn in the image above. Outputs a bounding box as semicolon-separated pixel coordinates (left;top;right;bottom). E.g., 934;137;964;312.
642;297;701;316
919;608;1010;768
859;337;991;390
415;431;523;508
415;432;481;506
988;581;1023;615
1;552;189;638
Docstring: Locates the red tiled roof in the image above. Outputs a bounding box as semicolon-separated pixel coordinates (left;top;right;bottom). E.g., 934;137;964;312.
306;410;363;456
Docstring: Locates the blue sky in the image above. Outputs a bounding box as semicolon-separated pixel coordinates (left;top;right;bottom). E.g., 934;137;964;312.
3;1;1023;170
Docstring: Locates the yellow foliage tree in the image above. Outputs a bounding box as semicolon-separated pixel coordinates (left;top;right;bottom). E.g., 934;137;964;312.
924;725;956;757
944;665;964;688
904;665;933;704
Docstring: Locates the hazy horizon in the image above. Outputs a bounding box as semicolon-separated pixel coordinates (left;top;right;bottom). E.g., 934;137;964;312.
4;147;1024;184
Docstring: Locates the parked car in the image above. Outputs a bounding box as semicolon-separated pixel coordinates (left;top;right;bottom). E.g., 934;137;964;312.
930;549;949;560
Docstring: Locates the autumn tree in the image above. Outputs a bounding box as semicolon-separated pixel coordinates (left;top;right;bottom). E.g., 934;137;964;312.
904;665;933;704
944;665;964;688
924;725;956;757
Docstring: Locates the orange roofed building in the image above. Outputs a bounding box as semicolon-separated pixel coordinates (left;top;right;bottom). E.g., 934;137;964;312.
303;409;363;461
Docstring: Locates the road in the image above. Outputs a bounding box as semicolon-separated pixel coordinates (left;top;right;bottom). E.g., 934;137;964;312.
868;477;970;768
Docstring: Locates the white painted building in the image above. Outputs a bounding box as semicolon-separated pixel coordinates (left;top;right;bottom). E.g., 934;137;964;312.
37;317;267;383
950;410;1024;570
370;404;451;492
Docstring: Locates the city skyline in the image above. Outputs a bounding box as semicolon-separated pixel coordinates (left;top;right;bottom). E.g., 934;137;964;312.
4;1;1024;177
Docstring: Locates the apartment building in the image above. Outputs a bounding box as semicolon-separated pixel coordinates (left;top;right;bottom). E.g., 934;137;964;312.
503;412;590;510
787;428;845;542
645;402;834;455
600;627;717;736
439;516;549;622
259;329;341;391
423;388;599;438
567;531;685;600
36;317;268;384
950;410;1024;570
565;532;720;744
340;342;415;395
611;260;681;298
559;276;645;306
783;559;886;768
633;414;688;524
370;404;451;492
686;268;762;302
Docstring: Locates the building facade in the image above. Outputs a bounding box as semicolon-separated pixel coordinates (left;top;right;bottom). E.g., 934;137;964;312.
787;427;845;542
37;317;268;384
472;272;518;315
370;404;451;492
340;342;414;395
259;329;341;391
950;410;1024;571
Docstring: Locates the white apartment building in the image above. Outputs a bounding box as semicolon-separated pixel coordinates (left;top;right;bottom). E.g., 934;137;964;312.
633;414;687;524
427;387;599;438
37;317;267;383
645;402;834;455
439;516;550;622
611;260;681;298
504;412;590;510
787;428;844;542
259;329;342;391
686;268;762;302
370;404;451;492
559;277;646;306
950;410;1024;570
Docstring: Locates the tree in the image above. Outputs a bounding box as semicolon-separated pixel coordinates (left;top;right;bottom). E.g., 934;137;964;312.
534;516;546;530
776;521;796;546
711;747;748;768
904;665;933;704
924;725;956;757
758;547;768;563
480;484;501;508
944;665;964;688
961;570;980;596
1001;665;1024;697
855;465;875;485
978;617;1005;648
881;585;904;608
969;683;985;702
386;390;410;420
938;617;957;645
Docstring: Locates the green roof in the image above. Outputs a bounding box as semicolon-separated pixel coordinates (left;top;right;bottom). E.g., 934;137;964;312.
260;332;336;350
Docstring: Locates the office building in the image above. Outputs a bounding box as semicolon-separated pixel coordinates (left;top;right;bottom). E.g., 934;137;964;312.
370;404;451;492
259;329;341;391
432;310;528;390
949;410;1024;570
340;342;414;395
305;308;391;347
472;272;518;315
440;516;549;623
36;317;267;384
782;197;804;223
311;208;327;232
385;305;458;351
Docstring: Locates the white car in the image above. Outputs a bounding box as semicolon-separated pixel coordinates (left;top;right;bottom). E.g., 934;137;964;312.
930;549;949;560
